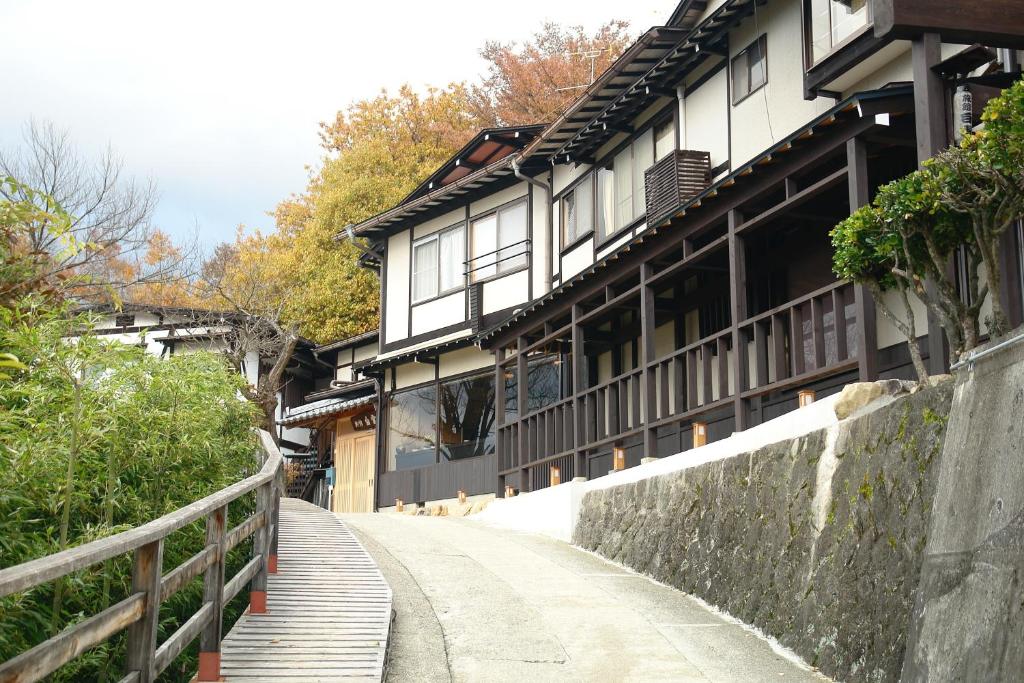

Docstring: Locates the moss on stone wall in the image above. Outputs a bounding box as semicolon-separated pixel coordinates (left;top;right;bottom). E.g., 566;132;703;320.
574;382;954;683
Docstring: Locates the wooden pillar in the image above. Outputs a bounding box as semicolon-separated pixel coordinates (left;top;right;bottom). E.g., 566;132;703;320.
913;32;951;374
494;346;506;495
250;482;272;614
197;505;227;681
847;137;879;381
516;336;530;492
571;304;588;478
728;209;750;429
125;539;163;683
640;263;658;457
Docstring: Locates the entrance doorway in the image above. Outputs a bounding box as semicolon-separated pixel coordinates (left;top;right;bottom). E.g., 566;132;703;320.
334;433;376;513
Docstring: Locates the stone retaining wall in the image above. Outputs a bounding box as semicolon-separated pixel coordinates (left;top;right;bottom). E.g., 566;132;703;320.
574;383;954;682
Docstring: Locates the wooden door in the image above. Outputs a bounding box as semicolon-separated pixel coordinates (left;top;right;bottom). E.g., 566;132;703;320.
352;434;375;513
334;437;352;513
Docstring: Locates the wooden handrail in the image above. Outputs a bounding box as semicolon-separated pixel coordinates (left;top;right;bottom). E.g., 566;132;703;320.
0;429;285;683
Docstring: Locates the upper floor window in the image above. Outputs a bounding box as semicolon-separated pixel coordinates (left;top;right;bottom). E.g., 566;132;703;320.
732;35;767;104
561;174;595;248
597;127;655;240
469;200;528;282
412;223;465;303
806;0;871;65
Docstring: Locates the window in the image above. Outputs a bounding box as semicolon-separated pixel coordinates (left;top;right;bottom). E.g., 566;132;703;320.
386;385;437;471
805;0;871;64
469;200;528;281
732;35;767;104
411;223;465;303
503;354;566;422
439;373;496;461
597;127;657;240
561;175;595;248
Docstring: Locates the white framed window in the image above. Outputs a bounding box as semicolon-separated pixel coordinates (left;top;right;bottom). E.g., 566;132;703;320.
732;35;767;104
411;223;465;304
597;125;661;241
561;174;595;248
805;0;871;65
470;200;528;282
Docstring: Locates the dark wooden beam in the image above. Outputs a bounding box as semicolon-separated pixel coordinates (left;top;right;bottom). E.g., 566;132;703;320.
729;209;750;430
640;262;658;456
913;32;951;374
847;137;879;381
516;336;529;493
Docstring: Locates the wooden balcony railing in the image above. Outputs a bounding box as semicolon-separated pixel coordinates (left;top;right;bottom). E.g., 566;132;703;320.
0;431;284;683
499;280;859;489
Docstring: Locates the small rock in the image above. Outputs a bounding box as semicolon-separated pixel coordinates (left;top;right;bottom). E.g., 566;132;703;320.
834;382;884;420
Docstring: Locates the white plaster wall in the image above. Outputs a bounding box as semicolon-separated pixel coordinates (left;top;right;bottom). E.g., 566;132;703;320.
412;207;465;240
395;361;435;389
410;290;466;336
728;0;834;169
483;269;530;315
469;182;528;216
876;289;930;349
385;231;411;344
596;230;637;262
562;239;595;281
353;342;377;363
530;180;549;298
552;161;593;196
438;346;493;379
682;67;730;172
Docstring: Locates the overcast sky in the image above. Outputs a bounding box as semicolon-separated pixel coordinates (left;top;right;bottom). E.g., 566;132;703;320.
1;0;671;250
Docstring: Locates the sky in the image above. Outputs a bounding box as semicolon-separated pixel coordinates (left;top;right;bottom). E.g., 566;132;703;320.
0;0;671;250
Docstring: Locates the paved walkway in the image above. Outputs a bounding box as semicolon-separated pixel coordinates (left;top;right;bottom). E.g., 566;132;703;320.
342;513;829;683
221;499;391;682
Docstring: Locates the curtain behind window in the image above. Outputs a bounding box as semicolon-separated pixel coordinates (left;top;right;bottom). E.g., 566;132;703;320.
412;239;438;302
439;225;465;292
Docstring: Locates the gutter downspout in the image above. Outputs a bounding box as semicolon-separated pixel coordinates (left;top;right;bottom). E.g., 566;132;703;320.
511;158;553;295
344;224;384;266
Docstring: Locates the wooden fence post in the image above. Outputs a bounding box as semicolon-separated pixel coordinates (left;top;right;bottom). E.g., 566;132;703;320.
269;470;281;574
124;539;163;683
250;483;272;614
197;505;227;681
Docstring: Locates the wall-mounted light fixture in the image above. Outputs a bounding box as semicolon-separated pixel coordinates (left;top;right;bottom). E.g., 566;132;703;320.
693;421;708;448
550;465;561;487
505;485;516;498
798;389;816;408
395;498;404;513
457;490;467;504
612;446;626;471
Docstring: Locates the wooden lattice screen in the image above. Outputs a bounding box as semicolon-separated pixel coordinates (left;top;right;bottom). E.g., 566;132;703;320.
644;149;712;226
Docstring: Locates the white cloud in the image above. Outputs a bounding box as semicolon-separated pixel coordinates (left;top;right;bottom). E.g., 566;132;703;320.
1;0;671;248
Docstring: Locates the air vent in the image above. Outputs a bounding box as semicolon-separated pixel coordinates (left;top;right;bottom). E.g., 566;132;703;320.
644;150;712;226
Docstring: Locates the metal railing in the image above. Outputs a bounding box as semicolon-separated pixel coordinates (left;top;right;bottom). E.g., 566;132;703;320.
463;239;531;277
0;430;284;683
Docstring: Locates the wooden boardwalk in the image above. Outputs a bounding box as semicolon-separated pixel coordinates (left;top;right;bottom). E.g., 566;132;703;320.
221;498;392;682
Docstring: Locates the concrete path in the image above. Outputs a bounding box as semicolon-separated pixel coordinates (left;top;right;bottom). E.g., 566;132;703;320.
341;513;829;683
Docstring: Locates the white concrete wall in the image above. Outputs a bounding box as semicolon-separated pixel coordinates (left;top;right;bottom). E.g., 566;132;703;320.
562;239;595;281
412;207;465;240
438;345;493;379
681;67;730;173
395;361;435;390
411;290;466;337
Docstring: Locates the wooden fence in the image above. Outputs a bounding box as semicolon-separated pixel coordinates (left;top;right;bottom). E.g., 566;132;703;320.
0;430;284;683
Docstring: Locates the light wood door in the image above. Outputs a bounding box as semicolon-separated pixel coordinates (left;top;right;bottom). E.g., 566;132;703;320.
334;433;375;513
353;434;375;513
334;437;354;513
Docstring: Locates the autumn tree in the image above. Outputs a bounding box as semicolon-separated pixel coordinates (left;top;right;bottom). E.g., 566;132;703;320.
469;21;635;126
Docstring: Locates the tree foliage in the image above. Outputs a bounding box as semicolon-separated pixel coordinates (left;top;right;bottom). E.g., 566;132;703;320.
832;77;1024;372
469;21;635;125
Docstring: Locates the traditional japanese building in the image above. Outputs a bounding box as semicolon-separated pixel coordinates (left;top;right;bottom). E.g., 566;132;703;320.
345;0;1024;509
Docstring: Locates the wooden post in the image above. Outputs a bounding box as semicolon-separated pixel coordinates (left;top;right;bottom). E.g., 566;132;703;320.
729;209;750;429
268;468;281;574
516;336;531;493
494;346;506;496
913;32;952;374
124;539;163;683
197;505;227;681
639;263;658;457
847;137;879;381
250;483;271;614
571;304;588;479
